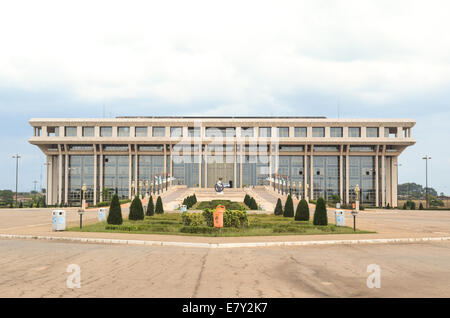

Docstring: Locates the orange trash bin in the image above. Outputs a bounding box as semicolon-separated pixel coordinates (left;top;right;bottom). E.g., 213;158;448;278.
214;205;225;228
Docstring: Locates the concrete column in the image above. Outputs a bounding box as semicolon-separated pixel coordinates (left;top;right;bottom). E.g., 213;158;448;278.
205;144;208;188
381;151;386;207
234;143;237;188
375;154;379;207
239;144;243;188
303;152;308;201
134;144;138;188
339;151;343;203
164;144;167;181
397;126;403;138
198;144;201;187
392;156;398;208
310;146;314;199
93;145;97;205
46;155;52;205
386;157;392;206
128;146;132;199
345;149;349;204
99;148;103;202
268;143;272;187
58;146;62;205
64;151;68;204
361;126;367;138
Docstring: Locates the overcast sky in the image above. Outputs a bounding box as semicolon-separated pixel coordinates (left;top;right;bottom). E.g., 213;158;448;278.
0;0;449;194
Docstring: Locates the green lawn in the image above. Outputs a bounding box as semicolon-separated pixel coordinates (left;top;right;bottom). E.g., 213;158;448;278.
68;213;373;237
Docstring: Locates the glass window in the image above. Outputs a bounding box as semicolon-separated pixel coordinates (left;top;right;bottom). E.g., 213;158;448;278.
65;126;77;137
188;127;201;137
277;127;289;137
205;127;235;137
279;145;304;152
259;127;272;137
330;127;343;137
241;127;254;137
117;127;130;137
170;127;183;137
384;127;397;138
366;127;379;138
312;127;325;137
349;127;361;138
135;127;148;137
294;127;307;137
100;127;112;137
47;127;59;137
314;146;340;152
152;127;166;137
82;126;94;137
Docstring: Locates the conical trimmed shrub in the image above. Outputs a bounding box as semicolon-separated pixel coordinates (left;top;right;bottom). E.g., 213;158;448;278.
283;195;294;217
274;198;283;216
295;199;309;221
244;194;250;207
313;197;328;225
107;194;123;225
155;196;164;214
146;195;154;216
129;196;144;220
419;202;424;210
250;197;258;210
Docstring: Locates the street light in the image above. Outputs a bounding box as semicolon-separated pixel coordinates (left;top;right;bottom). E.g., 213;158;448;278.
12;154;21;207
422;156;432;208
81;184;87;211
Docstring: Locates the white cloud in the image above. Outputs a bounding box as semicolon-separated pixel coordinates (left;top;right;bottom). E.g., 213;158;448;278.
1;0;450;108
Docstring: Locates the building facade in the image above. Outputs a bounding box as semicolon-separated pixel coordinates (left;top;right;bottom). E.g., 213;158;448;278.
29;116;415;207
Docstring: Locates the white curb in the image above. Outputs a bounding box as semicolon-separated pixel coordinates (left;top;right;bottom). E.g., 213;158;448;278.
1;233;450;248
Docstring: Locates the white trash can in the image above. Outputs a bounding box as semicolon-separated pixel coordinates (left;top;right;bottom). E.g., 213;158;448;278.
335;210;345;226
52;210;66;231
98;208;108;222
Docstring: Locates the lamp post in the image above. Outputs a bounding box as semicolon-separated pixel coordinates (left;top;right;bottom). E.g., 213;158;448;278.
422;156;431;208
299;182;302;201
139;180;143;198
12;154;21;207
145;180;149;198
355;184;360;212
81;184;86;211
305;183;309;203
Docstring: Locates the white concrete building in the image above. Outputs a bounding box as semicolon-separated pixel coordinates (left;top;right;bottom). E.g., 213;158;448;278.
29;116;415;207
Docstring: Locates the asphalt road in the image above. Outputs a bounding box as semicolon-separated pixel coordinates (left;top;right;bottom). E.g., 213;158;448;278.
1;239;449;297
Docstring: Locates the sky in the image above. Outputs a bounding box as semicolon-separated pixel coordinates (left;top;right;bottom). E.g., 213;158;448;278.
0;0;449;194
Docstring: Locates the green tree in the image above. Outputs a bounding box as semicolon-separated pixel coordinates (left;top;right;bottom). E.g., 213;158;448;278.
295;199;309;221
146;195;155;216
155;196;164;214
107;194;123;225
274;198;283;216
250;197;258;210
129;196;144;220
313;197;328;225
283;195;294;217
244;194;250;207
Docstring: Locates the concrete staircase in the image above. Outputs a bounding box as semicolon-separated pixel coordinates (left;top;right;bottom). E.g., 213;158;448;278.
161;187;278;212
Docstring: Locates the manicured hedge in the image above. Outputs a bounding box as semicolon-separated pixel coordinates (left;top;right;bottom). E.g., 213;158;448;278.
107;194;123;225
313;197;328;226
274;198;283;216
295;199;309;221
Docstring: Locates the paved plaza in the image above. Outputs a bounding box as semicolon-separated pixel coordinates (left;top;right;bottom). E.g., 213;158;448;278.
0;208;449;297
